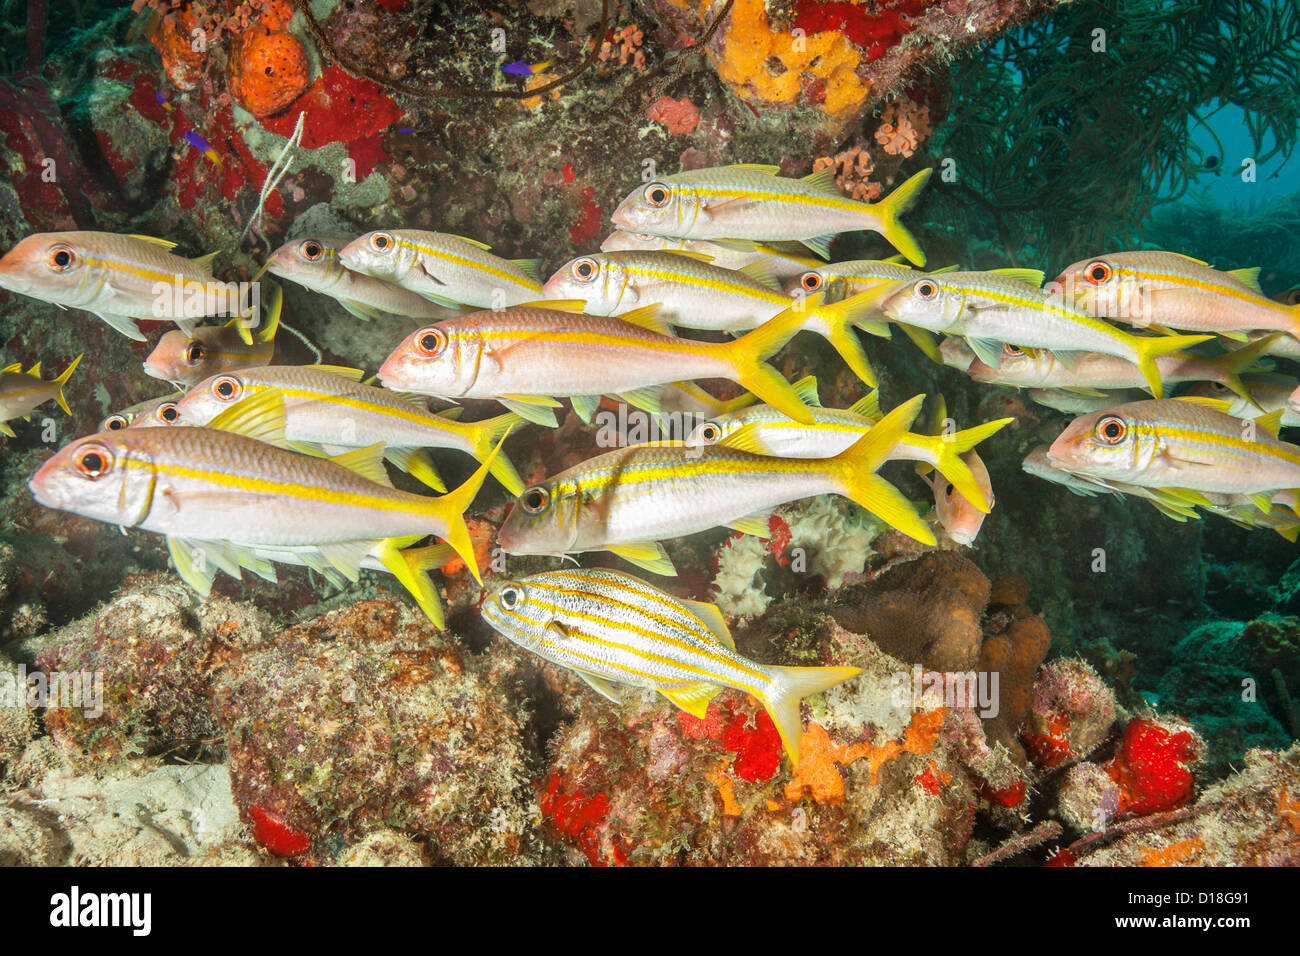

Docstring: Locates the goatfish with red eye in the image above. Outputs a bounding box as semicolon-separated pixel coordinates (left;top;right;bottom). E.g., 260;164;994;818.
1046;396;1300;499
167;364;527;495
0;354;81;438
481;567;860;766
1184;374;1300;429
338;229;542;310
913;396;997;546
1027;387;1149;416
263;237;458;322
376;299;817;428
610;164;933;266
99;394;177;432
0;231;242;341
681;380;1010;514
598;232;821;280
27;389;509;625
966;335;1280;405
541;250;891;387
1055;251;1300;342
143;276;284;386
496;394;938;577
878;269;1214;397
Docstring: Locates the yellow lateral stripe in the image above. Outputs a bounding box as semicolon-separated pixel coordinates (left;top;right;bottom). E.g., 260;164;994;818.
396;238;539;288
1116;265;1277;306
83;253;211;288
1133;421;1300;466
680;183;867;214
256;381;456;432
557;455;823;494
623;264;787;304
950;281;1129;339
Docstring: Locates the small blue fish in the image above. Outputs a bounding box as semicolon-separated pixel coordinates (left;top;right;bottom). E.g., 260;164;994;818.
154;90;174;112
501;59;551;77
185;130;222;166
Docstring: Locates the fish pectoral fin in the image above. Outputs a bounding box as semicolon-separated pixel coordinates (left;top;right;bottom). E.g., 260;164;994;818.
617;386;662;416
499;398;559;427
725;512;773;538
330;443;393;486
95;312;146;341
679;599;735;650
572;668;622;704
606;542;676;577
661;683;723;720
617;303;673;337
339;299;380;321
966;337;1004;368
207;389;287;445
570;394;601;424
316;539;382;583
166;537;234;596
1247;492;1275;513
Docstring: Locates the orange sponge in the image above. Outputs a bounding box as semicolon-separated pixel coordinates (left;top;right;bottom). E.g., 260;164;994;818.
228;27;311;118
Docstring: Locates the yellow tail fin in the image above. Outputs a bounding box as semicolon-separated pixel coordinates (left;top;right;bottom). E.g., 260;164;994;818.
806;291;881;387
468;412;527;496
374;540;455;629
873;168;932;267
429;431;512;583
52;353;82;415
830;394;935;543
719;308;814;425
1209;332;1280;407
915;417;1013;513
1129;333;1214;397
762;664;861;765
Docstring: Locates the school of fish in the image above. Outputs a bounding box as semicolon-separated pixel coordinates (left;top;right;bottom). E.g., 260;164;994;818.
4;161;1300;767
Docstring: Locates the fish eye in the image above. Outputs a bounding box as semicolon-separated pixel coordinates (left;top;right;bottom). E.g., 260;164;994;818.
156;402;181;424
184;341;205;365
520;485;550;514
414;328;447;357
301;240;324;261
212;375;242;402
698;421;722;443
499;586;522;610
1003;344;1024;357
800;272;823;292
571;257;599;282
644;182;672;207
369;232;394;252
74;443;113;479
1095;415;1128;445
915;280;938;299
1084;261;1113;285
945;482;956;499
103;414;129;430
47;243;77;272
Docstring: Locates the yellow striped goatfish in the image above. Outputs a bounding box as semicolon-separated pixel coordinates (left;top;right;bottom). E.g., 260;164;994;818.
100;394;177;432
481;568;859;765
1047;397;1300;496
878;270;1212;397
599;231;820;280
967;335;1278;404
0;232;239;341
1055;251;1300;341
611;164;932;266
143;277;284;386
339;230;541;309
265;237;455;321
682;382;1010;513
0;354;81;437
541;250;888;386
377;300;815;427
28;390;505;625
169;364;526;495
1185;374;1300;429
497;395;936;576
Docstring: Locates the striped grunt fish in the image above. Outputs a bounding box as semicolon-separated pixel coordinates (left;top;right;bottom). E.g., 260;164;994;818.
339;230;542;310
170;364;526;494
611;165;932;265
879;270;1213;397
265;237;456;321
28;390;505;618
0;354;81;438
0;232;240;341
1055;251;1300;341
1046;397;1300;495
481;567;860;764
497;394;937;576
377;300;816;427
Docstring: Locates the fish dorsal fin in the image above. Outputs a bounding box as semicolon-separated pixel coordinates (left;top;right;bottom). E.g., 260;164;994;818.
662;250;715;264
1254;408;1284;438
511;258;542;283
529;298;586;313
605;541;675;576
1175;395;1236;413
924;394;949;436
129;234;179;250
661;683;723;720
932;264;961;274
848;390;882;421
717;422;767;454
207;389;286;445
679;598;736;650
0;362;19;373
800;166;842;197
990;268;1046;287
26;361;42;378
1227;266;1264;294
308;363;367;382
448;233;493;251
1166;252;1210;266
737;259;782;292
192;251;219;273
617;304;673;337
790;375;821;408
880;254;907;265
726;163;781;176
330;443;393;486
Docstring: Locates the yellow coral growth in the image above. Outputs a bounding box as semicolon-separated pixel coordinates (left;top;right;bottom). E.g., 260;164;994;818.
1139;838;1205;867
707;0;868;119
